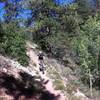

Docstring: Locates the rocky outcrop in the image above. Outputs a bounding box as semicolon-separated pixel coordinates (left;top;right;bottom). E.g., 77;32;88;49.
0;55;61;100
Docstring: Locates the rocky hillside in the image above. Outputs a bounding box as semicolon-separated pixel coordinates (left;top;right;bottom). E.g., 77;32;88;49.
0;41;99;100
0;55;64;100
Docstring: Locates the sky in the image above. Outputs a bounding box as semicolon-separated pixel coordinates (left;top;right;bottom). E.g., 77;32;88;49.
0;0;96;21
56;0;75;5
0;2;5;20
0;0;75;20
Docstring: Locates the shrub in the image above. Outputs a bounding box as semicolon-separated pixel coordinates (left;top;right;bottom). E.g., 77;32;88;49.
70;15;100;88
0;22;28;66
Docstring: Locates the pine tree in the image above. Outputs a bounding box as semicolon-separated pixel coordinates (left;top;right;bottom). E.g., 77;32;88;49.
3;0;22;23
76;0;95;19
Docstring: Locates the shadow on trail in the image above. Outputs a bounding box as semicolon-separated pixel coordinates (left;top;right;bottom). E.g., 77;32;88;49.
0;71;60;100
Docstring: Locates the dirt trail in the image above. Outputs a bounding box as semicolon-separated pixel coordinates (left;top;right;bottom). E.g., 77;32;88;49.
27;43;66;100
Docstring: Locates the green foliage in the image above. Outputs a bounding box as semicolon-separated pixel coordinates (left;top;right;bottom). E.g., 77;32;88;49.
1;0;100;91
0;22;28;66
0;23;4;43
60;14;80;34
53;79;65;90
76;0;95;19
28;1;81;59
3;0;22;23
21;0;100;92
71;15;100;87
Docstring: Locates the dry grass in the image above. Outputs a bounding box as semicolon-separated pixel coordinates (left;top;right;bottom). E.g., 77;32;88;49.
69;95;86;100
45;61;100;100
53;79;65;90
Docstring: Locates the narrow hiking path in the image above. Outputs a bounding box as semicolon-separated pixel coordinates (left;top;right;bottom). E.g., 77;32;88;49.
26;42;66;100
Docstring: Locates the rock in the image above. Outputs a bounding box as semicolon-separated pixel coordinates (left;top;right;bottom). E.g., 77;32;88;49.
73;89;89;100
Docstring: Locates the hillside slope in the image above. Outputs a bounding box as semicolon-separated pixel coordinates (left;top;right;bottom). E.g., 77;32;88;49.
26;41;92;100
0;55;65;100
0;41;99;100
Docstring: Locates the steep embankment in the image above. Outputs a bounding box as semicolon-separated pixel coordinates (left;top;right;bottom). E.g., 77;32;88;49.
0;41;96;100
26;42;66;100
0;55;65;100
26;41;91;100
0;42;66;100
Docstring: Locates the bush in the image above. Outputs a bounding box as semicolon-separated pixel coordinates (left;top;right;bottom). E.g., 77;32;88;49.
0;22;28;66
70;15;100;88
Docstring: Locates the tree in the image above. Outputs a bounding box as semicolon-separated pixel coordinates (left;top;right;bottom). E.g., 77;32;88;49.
76;0;95;19
0;21;5;53
3;0;22;23
71;15;100;88
95;0;100;12
0;0;29;65
0;21;28;65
